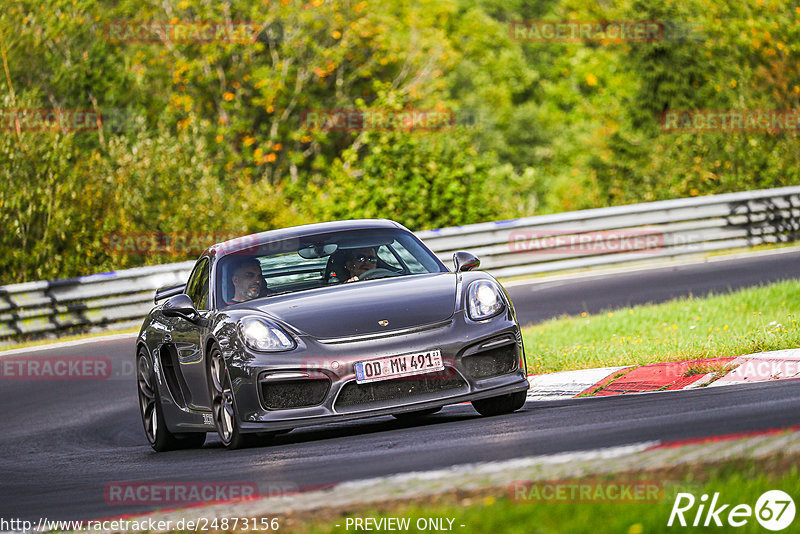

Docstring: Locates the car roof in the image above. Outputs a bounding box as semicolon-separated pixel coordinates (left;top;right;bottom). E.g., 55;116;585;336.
205;219;406;257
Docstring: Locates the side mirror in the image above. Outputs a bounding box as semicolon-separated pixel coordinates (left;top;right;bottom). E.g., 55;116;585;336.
453;251;480;272
161;294;200;322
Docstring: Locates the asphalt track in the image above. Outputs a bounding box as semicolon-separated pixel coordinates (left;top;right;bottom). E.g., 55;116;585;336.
2;251;799;522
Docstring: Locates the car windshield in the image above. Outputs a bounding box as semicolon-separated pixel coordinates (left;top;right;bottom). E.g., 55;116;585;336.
216;228;447;307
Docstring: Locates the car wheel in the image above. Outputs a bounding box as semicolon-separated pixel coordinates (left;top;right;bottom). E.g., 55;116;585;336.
209;345;255;450
137;348;206;451
392;407;442;420
471;390;527;417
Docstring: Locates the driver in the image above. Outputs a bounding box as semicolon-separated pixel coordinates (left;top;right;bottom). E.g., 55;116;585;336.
344;247;378;283
229;257;268;303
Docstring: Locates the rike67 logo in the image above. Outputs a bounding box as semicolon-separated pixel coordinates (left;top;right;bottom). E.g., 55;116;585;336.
668;490;795;531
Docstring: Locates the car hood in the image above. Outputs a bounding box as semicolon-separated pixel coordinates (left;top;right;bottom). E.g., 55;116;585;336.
251;273;456;339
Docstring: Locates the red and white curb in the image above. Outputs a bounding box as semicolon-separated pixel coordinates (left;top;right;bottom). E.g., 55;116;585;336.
527;349;800;399
525;366;628;400
707;349;800;387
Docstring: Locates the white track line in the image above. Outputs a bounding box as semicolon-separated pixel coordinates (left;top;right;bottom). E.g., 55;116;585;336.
0;332;138;357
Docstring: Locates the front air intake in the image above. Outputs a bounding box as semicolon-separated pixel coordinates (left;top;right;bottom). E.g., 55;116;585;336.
461;344;518;379
259;376;331;410
335;367;466;410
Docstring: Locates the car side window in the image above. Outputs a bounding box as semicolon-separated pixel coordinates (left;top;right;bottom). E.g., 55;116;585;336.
185;258;210;310
392;240;427;273
377;245;402;270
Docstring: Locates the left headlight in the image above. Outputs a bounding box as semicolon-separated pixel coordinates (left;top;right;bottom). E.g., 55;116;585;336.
467;280;505;321
238;316;296;352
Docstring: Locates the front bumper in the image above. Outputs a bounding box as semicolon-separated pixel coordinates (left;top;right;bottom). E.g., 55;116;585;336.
228;309;529;432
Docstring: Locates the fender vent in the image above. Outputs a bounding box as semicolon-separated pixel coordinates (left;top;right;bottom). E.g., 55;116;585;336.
159;345;190;407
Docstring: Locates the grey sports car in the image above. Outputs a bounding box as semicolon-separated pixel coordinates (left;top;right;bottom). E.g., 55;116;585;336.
136;219;529;450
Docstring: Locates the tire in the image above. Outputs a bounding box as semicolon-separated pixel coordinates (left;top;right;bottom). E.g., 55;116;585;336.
208;344;257;450
137;348;206;452
471;390;527;417
392;407;442;420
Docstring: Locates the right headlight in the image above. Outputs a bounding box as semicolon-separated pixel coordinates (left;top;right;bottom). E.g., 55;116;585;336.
467;280;505;321
238;316;296;352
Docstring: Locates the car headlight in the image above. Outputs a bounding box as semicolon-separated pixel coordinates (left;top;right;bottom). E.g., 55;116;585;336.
238;316;296;352
467;280;505;321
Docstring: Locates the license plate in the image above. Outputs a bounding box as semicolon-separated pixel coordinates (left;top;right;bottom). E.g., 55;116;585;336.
354;349;444;384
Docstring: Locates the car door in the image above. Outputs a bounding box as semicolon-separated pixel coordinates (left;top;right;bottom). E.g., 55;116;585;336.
171;257;213;411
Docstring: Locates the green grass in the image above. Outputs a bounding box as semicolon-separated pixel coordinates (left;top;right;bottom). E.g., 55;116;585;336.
273;456;800;534
683;361;736;378
522;279;800;374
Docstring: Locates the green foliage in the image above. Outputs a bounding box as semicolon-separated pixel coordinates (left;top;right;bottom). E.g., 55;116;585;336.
0;0;798;283
291;88;531;228
305;128;500;229
0;91;105;281
543;0;800;205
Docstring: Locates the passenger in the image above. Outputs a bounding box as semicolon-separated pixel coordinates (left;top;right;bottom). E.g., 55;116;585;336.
229;257;268;303
343;247;378;283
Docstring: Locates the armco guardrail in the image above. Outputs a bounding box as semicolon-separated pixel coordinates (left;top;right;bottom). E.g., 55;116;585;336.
0;262;194;341
1;186;799;342
417;185;800;278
